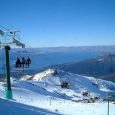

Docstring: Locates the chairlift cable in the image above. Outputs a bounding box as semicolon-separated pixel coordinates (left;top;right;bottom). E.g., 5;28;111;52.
0;25;10;32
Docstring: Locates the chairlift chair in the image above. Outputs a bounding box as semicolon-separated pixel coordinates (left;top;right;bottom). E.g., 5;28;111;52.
13;48;32;72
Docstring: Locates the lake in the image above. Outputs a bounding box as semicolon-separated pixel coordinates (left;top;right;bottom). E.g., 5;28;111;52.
0;48;107;77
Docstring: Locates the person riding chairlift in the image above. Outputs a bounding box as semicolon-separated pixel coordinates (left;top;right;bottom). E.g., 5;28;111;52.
21;57;26;68
16;57;31;68
26;57;31;67
16;58;21;68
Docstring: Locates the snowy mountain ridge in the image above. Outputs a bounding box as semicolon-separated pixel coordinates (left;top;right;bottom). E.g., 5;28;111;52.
0;69;115;115
19;68;115;100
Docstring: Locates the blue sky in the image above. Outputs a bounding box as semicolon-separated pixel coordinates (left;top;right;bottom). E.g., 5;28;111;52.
0;0;115;47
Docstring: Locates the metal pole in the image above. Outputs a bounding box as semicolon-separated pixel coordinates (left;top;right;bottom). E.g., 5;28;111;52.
107;98;109;115
50;97;52;105
4;45;12;99
63;93;65;104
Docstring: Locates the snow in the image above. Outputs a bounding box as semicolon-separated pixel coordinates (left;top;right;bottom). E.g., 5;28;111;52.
0;69;115;115
0;98;59;115
98;58;104;61
32;69;54;81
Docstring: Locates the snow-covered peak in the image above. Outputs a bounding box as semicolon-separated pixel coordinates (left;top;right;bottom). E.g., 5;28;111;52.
20;68;66;81
32;69;55;81
20;75;32;81
19;68;115;100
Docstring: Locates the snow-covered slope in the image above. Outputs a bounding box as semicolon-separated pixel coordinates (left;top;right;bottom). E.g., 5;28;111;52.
0;98;59;115
0;69;115;115
20;69;115;99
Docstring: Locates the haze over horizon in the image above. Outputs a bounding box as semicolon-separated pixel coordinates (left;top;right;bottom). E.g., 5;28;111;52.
0;0;115;47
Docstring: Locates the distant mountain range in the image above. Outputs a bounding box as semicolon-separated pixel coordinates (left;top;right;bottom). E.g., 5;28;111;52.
52;54;115;82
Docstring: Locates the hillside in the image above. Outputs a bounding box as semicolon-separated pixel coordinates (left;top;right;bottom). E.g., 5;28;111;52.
0;69;115;115
101;73;115;82
55;54;115;82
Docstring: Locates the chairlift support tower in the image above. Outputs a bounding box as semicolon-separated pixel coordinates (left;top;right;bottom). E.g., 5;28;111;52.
0;28;25;99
